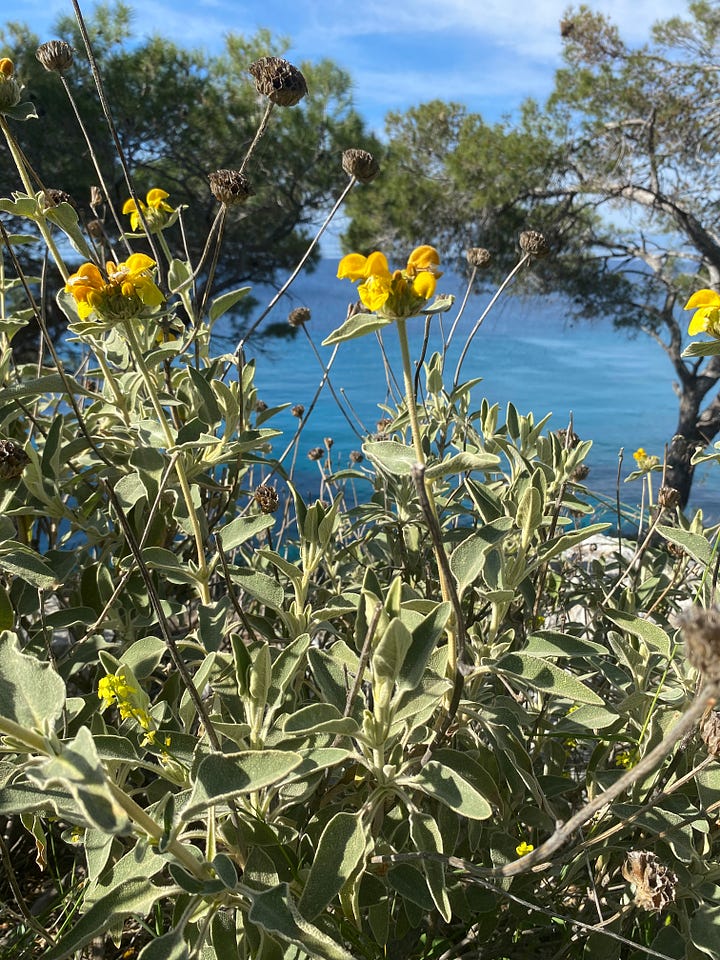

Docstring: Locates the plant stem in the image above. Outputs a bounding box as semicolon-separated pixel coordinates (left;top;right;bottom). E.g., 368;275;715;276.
123;320;210;603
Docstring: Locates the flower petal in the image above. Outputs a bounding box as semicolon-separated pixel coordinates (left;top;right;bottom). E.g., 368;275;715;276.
146;188;170;206
684;289;720;310
124;253;157;274
407;244;440;273
337;252;368;281
364;251;391;278
412;271;436;300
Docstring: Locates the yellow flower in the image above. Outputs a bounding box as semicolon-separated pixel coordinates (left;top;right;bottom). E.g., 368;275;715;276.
122;188;174;233
66;253;164;321
0;57;20;112
632;447;659;472
516;841;534;857
337;245;442;320
615;749;636;769
98;669;156;743
685;289;720;337
0;59;13;78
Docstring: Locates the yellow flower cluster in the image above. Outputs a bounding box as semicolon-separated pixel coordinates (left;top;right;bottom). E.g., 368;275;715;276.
632;447;659;471
515;841;534;857
98;670;156;744
685;289;720;338
122;188;174;233
337;245;442;320
65;253;164;322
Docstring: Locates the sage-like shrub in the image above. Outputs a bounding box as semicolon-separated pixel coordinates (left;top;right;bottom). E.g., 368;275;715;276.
1;13;720;960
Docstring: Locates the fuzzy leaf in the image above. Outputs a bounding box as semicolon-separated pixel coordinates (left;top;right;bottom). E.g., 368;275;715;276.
495;653;605;705
298;812;367;919
182;750;303;819
0;631;65;731
321;312;392;345
249;883;358;960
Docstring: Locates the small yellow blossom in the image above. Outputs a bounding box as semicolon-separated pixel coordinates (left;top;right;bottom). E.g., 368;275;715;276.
0;58;13;77
632;447;659;472
98;669;156;742
684;289;720;338
516;841;534;857
0;57;20;112
122;188;174;233
337;245;442;320
65;253;164;321
615;749;636;769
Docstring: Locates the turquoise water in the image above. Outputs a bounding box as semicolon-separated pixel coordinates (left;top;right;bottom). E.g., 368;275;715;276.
223;259;718;518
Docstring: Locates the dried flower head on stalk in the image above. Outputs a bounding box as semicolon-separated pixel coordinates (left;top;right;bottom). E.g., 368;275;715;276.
519;230;550;259
682;606;720;685
291;404;305;419
701;711;720;758
288;306;311;327
208;169;253;205
622;851;677;914
43;188;76;210
308;447;324;461
341;148;379;183
36;40;75;73
466;247;492;269
248;56;307;107
254;484;279;514
0;439;30;481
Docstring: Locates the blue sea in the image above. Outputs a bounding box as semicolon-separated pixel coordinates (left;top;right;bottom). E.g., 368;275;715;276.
224;259;718;520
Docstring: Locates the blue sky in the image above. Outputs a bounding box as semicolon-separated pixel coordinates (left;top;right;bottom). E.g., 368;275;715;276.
13;0;695;133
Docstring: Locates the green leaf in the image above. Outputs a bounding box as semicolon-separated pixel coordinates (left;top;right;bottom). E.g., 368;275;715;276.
42;878;169;960
523;631;609;658
3;101;38;122
373;619;412;685
0;631;65;731
218;514;275;552
229;567;284;612
138;929;189;960
403;760;493;820
422;294;455;315
656;524;712;565
534;523;611;565
0;541;57;588
409;811;451;922
209;286;252;323
321;312;392;345
298;812;367;919
682;340;720;357
249;883;358;960
0;586;14;631
362;440;417;476
449;518;514;597
27;727;130;833
424;451;500;480
181;750;303;819
603;610;673;658
495;653;605;705
281;703;358;736
397;602;451;692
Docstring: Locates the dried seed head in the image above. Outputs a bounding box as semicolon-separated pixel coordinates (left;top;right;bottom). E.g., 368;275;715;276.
208;169;253;205
43;188;76;209
571;464;590;482
349;450;364;463
308;447;324;461
622;851;677;914
519;230;550;259
288;306;311;327
291;404;305;418
254;483;279;514
556;427;581;449
466;247;492;269
90;185;103;209
255;400;268;413
341;148;379;184
36;40;75;73
86;218;105;240
375;417;392;440
682;607;720;685
0;58;20;112
701;711;720;758
324;436;334;450
248;56;307;107
0;439;30;481
657;485;680;510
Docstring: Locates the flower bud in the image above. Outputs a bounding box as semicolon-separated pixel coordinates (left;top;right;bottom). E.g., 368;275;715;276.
341;148;379;183
0;439;30;480
291;404;305;418
466;247;492;269
519;230;550;259
36;40;75;73
248;56;307;107
324;436;334;450
0;59;21;112
208;169;253;205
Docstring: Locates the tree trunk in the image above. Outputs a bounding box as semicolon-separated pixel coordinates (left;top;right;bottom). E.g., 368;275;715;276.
665;385;720;508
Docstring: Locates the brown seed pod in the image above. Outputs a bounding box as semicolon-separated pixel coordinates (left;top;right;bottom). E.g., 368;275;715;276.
519;230;550;259
208;169;253;205
291;404;305;419
36;40;75;73
248;56;307;107
0;439;30;481
254;483;279;514
307;447;324;461
682;607;720;685
341;148;379;184
466;247;492;269
622;851;677;914
288;306;311;327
